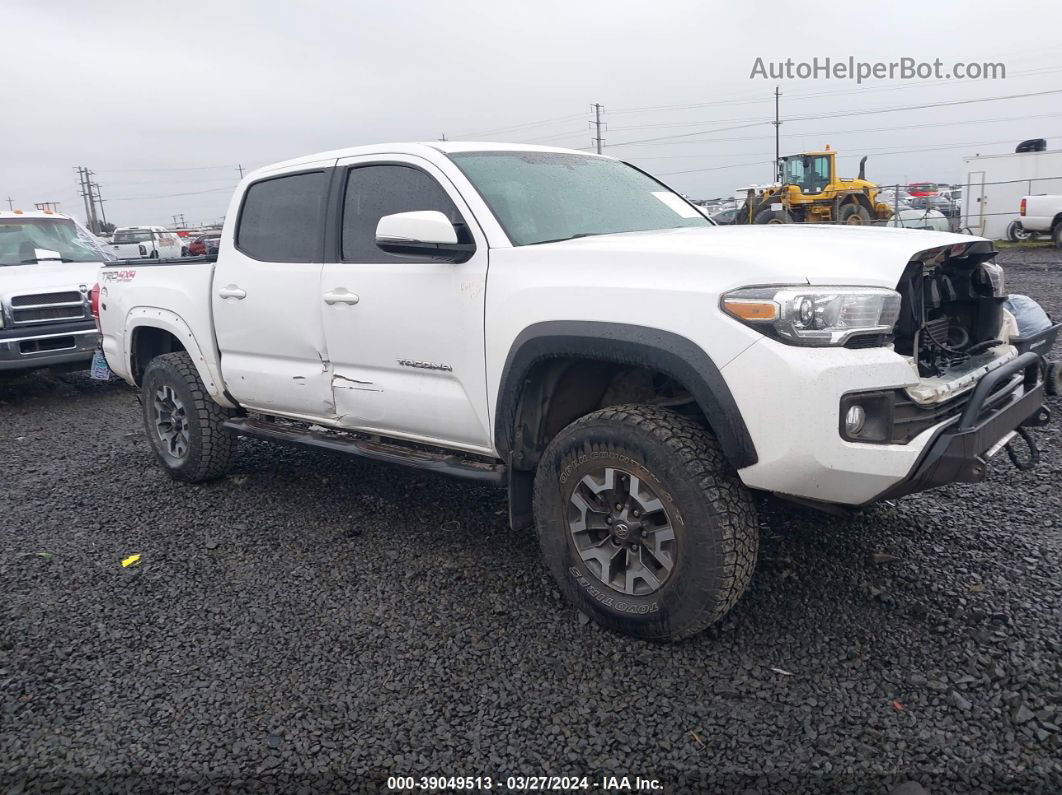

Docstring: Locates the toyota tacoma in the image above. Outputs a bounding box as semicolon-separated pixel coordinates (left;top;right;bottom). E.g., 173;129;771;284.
95;143;1057;640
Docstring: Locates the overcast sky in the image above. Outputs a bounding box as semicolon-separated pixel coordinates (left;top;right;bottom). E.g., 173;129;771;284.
5;0;1062;227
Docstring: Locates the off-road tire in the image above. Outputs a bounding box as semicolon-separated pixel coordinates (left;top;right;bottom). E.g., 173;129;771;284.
533;404;759;641
754;207;792;224
839;203;872;225
141;351;236;482
1046;361;1062;397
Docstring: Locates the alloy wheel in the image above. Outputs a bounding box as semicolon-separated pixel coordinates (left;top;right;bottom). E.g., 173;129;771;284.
153;384;190;460
567;466;677;596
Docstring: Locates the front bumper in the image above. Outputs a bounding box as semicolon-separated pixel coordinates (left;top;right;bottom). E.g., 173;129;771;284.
0;321;99;372
873;352;1048;501
724;340;1049;505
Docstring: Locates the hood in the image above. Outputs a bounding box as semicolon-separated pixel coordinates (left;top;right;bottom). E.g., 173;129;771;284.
532;224;982;288
0;261;104;296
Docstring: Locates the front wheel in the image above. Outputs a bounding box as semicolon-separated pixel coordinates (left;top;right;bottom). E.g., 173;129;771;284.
753;207;792;224
838;203;872;225
142;351;236;482
533;405;759;641
1053;223;1062;250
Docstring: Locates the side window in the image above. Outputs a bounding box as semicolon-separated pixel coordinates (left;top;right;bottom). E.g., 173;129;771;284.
237;171;327;262
341;164;467;262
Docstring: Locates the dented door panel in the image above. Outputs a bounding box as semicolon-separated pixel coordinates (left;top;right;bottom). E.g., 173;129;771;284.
320;154;493;453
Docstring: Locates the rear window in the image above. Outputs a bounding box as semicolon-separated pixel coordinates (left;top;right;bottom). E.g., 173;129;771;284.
236;171;327;261
114;230;155;243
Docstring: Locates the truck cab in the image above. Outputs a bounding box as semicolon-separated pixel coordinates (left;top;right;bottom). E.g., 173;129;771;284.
111;226;183;260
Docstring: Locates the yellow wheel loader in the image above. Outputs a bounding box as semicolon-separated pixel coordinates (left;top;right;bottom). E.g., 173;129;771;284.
735;147;894;225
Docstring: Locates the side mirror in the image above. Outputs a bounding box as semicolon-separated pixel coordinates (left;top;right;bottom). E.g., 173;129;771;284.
375;211;474;262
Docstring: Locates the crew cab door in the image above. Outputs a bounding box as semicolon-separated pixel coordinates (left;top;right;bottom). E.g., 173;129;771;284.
212;164;337;418
319;155;492;453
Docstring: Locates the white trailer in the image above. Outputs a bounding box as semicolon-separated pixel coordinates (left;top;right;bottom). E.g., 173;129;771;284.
962;148;1062;239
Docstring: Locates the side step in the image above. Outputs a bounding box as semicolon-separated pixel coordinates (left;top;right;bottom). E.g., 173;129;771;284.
223;417;506;485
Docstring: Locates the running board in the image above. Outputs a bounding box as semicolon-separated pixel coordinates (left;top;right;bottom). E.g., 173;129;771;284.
223;417;506;485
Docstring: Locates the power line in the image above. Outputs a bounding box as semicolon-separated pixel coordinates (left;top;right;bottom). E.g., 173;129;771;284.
608;88;1062;149
784;88;1062;124
626;111;1062;159
453;111;586;139
608;121;769;148
606;64;1062;118
106;185;238;201
105;164;249;173
654;132;1062;177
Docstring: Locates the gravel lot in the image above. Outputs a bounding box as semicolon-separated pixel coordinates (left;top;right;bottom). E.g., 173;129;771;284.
2;247;1060;793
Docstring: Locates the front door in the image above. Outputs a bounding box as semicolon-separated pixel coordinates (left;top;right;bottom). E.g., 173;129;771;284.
319;155;492;454
213;165;337;419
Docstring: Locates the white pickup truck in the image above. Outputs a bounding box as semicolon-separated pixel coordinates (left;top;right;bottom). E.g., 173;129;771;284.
111;226;184;260
1;210;114;373
1018;195;1062;247
96;143;1056;641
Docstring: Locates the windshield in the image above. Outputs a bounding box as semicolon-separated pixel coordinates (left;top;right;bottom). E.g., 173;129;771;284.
113;229;155;243
0;217;115;265
782;155;829;193
448;152;709;246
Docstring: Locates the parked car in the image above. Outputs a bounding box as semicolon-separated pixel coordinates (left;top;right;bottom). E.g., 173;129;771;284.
111;226;183;259
186;234;221;257
1019;194;1062;248
97;142;1054;641
709;208;737;225
0;210;114;373
910;195;959;218
907;182;940;198
877;189;913;210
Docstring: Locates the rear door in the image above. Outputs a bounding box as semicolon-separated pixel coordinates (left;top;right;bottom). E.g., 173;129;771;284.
964;171;986;235
318;155;492;453
212;163;337;419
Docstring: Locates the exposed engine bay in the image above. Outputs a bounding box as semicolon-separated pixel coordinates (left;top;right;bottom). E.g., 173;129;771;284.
893;241;1008;380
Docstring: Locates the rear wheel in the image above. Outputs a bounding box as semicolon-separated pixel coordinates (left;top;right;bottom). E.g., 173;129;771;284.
1007;220;1032;242
142;352;236;482
1053;222;1062;250
839;203;872;225
533;404;759;641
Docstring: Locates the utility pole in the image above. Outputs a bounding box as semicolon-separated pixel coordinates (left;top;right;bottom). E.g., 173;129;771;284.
172;212;185;228
76;167;94;230
85;170;101;234
236;164;245;179
439;133;448;141
94;182;108;228
773;86;782;183
590;103;605;154
5;197;13;211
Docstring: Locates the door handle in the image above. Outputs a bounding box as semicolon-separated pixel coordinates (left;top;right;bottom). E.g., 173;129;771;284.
218;285;246;300
323;288;360;305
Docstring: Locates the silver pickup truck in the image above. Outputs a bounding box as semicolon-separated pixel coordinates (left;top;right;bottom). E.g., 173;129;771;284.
0;210;114;373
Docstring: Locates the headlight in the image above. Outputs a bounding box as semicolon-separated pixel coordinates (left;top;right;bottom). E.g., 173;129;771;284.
722;285;901;347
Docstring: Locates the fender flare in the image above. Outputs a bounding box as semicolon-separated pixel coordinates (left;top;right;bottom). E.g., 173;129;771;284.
494;321;758;470
125;307;236;409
